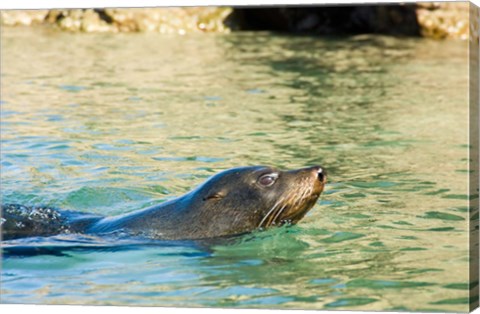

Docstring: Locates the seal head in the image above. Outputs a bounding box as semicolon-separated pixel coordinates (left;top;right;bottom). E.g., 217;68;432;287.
147;165;328;239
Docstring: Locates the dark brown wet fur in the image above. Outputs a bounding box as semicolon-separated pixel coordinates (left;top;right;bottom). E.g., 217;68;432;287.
1;166;326;241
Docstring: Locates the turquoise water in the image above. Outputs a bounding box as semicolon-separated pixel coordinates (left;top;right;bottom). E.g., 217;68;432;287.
1;27;474;311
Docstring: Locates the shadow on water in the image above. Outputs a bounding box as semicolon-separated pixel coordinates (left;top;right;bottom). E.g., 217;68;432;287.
1;234;211;258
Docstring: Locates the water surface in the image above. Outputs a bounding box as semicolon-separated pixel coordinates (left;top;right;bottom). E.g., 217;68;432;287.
1;27;473;311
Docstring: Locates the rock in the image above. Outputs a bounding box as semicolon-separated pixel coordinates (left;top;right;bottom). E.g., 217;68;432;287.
416;2;470;40
231;5;420;36
232;4;472;39
0;4;474;39
1;10;49;26
1;7;232;34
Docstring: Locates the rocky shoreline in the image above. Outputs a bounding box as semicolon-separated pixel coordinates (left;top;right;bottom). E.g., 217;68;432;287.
1;7;233;33
0;3;473;39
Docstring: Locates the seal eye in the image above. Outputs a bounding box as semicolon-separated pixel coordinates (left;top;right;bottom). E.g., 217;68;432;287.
258;173;278;187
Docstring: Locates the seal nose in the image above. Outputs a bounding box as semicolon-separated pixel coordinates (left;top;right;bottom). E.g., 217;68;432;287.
315;166;327;183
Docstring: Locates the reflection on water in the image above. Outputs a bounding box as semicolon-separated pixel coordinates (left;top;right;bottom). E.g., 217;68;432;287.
1;27;473;311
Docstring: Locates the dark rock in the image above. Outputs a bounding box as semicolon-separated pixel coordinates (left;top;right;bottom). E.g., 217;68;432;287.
232;5;421;36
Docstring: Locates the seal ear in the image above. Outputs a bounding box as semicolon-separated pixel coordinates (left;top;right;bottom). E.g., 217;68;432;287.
202;191;225;201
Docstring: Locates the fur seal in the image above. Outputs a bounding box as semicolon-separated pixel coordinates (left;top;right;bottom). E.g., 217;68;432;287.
1;165;327;241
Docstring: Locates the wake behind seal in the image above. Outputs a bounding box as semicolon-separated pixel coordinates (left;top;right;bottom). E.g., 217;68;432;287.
1;165;327;241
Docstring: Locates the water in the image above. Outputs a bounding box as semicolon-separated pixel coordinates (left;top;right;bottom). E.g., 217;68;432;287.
1;26;474;311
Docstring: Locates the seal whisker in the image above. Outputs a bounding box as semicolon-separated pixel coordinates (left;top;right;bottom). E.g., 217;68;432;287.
271;188;301;226
293;191;304;208
258;198;284;229
264;191;296;227
297;185;307;202
285;182;312;220
268;204;287;227
304;186;312;202
296;184;309;206
271;203;288;225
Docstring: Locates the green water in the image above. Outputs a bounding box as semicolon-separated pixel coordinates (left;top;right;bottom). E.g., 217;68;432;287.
0;27;474;311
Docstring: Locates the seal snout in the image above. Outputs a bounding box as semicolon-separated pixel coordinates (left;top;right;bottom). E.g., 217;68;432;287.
317;167;327;183
310;165;327;183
